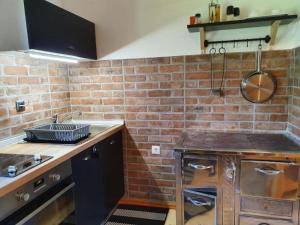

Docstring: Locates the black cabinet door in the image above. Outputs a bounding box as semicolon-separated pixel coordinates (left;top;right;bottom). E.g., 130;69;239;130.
102;131;125;212
24;0;97;59
71;131;124;225
71;144;106;225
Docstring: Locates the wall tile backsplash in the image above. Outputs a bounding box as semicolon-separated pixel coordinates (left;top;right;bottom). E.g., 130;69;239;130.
288;47;300;138
0;52;70;139
68;49;294;202
0;47;299;203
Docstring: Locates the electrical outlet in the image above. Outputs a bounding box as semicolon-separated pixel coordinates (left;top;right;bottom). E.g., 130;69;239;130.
16;100;25;112
151;146;160;155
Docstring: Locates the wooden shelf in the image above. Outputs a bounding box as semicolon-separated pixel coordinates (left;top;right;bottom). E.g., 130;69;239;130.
187;14;298;51
187;14;297;32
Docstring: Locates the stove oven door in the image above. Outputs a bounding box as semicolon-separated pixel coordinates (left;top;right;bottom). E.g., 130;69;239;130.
0;178;75;225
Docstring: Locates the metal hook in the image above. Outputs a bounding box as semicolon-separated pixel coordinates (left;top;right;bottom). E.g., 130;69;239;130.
219;46;226;54
209;45;217;55
258;42;262;50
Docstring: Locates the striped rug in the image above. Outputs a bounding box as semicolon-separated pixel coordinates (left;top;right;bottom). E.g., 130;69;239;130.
105;205;169;225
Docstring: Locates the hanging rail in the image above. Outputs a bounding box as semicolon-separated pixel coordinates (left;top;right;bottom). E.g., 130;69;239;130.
204;35;271;48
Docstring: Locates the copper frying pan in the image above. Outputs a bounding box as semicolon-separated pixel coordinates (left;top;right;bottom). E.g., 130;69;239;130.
240;44;276;103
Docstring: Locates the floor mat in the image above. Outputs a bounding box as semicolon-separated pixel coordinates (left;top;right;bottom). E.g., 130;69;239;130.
105;204;169;225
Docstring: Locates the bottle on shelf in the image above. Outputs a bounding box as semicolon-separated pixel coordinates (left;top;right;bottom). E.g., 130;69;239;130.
226;5;234;21
209;0;221;23
215;0;221;22
209;0;216;23
195;13;201;24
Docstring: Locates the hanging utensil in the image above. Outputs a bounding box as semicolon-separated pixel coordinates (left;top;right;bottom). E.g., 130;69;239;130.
210;45;226;97
210;46;219;95
219;46;226;97
240;44;276;103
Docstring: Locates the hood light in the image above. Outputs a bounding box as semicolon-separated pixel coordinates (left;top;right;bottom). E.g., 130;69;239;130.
29;53;79;64
28;50;80;64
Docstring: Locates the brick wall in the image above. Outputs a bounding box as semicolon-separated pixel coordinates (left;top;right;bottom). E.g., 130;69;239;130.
69;50;291;203
0;52;70;139
0;49;296;203
288;47;300;139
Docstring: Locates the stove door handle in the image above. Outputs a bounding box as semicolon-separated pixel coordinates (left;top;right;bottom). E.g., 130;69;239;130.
15;182;75;225
16;182;75;225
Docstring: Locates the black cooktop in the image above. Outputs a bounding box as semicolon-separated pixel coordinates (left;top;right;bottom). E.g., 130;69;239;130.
0;154;53;178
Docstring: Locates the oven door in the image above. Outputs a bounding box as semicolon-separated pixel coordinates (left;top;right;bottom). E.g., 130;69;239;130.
0;178;75;225
184;188;217;225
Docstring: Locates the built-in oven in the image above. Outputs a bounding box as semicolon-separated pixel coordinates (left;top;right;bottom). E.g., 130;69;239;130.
184;188;217;225
0;161;74;225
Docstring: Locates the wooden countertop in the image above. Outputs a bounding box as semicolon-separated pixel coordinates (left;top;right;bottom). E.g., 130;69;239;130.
175;131;300;157
0;124;124;198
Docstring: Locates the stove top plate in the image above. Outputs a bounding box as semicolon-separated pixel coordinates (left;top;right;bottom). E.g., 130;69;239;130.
0;154;53;177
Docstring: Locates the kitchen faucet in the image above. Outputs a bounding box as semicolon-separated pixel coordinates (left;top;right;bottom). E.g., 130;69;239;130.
51;111;82;124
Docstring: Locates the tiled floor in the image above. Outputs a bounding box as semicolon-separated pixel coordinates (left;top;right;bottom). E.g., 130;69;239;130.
164;209;176;225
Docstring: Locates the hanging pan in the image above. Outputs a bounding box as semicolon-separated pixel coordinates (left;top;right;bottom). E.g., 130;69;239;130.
240;44;277;103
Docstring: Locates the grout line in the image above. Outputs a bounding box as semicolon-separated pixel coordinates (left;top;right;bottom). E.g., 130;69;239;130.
183;56;186;131
46;62;53;117
67;63;72;114
121;59;129;199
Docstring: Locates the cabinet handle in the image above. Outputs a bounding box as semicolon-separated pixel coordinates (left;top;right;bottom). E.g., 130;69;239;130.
92;145;97;153
110;140;115;145
258;223;270;225
187;197;211;207
188;163;213;170
82;156;91;161
254;167;283;175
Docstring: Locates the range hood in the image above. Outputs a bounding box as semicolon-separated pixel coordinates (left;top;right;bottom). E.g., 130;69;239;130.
0;0;97;62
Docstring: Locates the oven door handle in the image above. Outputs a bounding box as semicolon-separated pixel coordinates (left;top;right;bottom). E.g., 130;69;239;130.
254;167;284;175
187;197;212;207
188;163;213;170
15;182;75;225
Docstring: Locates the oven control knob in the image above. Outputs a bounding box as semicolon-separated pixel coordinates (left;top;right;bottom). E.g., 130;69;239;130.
34;154;42;162
8;166;17;177
16;192;30;202
49;174;61;182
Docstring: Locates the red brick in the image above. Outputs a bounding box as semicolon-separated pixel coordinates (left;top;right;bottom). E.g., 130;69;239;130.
4;66;28;75
148;90;171;97
186;73;210;79
136;66;158;74
160;65;183;73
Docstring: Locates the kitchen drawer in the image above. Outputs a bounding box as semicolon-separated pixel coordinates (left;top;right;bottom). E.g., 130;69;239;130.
240;160;299;200
240;196;293;217
184;188;217;225
239;216;293;225
183;155;218;187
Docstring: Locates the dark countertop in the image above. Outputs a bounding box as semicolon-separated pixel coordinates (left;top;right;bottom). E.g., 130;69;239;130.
175;131;300;155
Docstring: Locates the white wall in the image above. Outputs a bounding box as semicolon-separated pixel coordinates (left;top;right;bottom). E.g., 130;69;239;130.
0;0;28;51
0;0;63;52
46;0;63;6
61;0;300;59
